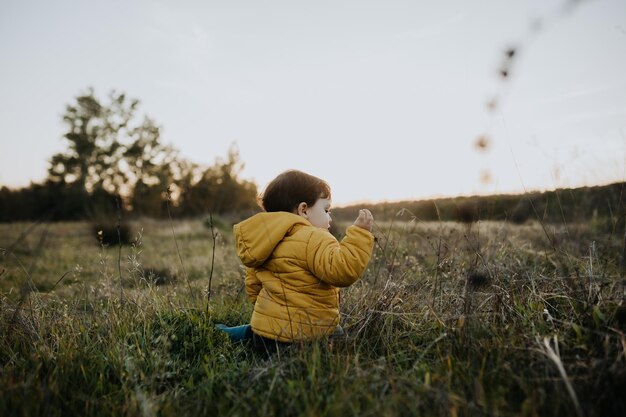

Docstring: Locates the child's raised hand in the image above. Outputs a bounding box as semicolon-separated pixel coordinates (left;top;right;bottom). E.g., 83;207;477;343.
354;209;374;231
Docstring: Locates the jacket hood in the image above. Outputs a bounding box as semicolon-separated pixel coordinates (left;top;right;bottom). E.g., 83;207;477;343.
233;212;310;267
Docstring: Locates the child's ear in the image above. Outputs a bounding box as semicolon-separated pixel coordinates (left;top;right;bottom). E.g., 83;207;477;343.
296;202;308;218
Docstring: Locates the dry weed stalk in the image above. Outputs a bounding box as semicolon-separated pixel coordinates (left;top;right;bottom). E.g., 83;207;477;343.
537;335;584;417
205;212;217;313
165;185;194;304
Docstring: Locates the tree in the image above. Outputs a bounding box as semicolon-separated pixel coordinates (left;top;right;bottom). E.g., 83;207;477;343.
47;88;177;213
0;88;261;221
177;145;258;216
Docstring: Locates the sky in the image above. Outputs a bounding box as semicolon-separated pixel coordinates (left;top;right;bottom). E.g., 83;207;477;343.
1;0;625;206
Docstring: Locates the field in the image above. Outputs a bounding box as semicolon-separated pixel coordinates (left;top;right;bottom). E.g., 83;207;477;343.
1;215;625;417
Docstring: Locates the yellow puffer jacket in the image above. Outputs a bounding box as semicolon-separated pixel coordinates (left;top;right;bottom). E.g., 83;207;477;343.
233;212;374;342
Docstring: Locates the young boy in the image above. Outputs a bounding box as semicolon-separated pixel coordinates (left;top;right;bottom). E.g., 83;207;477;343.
221;170;374;354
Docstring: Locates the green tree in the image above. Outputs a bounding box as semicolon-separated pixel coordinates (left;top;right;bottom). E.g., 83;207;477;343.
177;145;258;216
47;88;177;213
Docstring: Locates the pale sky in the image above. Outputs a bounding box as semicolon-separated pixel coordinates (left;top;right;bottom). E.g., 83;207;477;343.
1;0;625;206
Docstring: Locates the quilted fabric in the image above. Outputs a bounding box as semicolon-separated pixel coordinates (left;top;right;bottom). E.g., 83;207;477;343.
233;211;374;342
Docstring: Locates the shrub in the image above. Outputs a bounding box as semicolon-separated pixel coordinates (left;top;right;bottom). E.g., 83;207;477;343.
92;222;134;246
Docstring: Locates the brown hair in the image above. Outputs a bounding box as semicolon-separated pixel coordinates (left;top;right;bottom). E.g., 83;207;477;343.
260;170;331;213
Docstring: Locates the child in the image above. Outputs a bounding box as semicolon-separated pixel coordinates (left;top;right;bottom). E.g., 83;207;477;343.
218;170;374;354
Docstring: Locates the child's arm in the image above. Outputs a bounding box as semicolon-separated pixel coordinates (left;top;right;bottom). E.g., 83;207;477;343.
306;224;375;287
245;267;262;304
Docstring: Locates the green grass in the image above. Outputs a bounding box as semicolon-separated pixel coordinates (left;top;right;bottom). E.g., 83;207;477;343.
1;217;625;416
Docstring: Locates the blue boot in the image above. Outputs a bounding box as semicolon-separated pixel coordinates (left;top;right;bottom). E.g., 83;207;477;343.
215;323;252;342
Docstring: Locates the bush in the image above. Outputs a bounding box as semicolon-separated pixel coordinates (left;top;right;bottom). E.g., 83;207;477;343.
92;222;134;246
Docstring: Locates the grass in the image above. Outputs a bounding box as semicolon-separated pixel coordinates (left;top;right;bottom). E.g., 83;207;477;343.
1;215;625;416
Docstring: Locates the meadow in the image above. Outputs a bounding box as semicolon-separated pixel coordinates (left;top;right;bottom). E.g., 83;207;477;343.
1;214;625;417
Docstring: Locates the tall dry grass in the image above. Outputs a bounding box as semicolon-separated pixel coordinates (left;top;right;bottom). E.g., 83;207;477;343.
1;216;624;416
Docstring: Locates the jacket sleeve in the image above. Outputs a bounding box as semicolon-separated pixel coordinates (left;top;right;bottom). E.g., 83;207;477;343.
245;267;262;304
306;225;375;287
